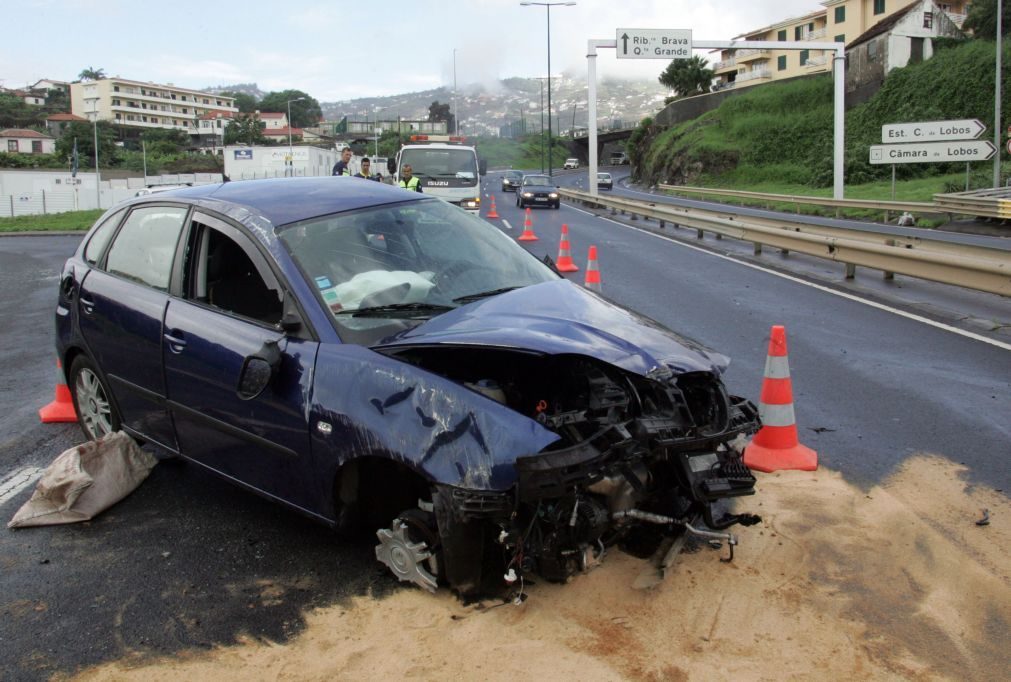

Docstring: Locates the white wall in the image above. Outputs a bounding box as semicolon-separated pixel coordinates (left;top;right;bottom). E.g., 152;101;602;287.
224;145;339;180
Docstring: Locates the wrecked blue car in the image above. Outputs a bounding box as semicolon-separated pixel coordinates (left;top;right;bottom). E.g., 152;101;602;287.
55;177;760;595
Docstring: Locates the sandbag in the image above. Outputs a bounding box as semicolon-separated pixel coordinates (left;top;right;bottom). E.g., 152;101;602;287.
8;431;157;528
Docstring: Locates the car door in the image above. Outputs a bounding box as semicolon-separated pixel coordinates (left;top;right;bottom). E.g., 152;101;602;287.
162;212;323;514
76;204;188;450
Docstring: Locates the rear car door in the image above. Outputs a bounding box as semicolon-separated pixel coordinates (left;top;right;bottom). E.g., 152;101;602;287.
76;204;188;450
162;213;323;514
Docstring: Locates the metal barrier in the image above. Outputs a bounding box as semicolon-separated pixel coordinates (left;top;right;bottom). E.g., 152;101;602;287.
656;184;937;220
934;188;1011;220
560;188;1011;297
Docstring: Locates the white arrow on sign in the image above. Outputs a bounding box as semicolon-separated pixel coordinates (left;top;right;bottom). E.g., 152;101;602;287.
616;28;692;60
881;119;985;143
869;140;997;165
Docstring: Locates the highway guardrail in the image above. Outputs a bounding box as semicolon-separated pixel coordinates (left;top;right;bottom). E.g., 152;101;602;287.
559;188;1011;297
656;184;938;221
934;188;1011;220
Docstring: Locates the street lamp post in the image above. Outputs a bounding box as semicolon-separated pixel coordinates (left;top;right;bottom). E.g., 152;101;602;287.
521;1;576;176
85;95;100;208
287;97;305;176
453;48;458;136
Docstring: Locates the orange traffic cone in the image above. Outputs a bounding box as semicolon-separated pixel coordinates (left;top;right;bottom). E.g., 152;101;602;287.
555;224;579;272
583;245;601;292
517;208;538;241
39;359;77;423
487;195;500;219
744;325;817;473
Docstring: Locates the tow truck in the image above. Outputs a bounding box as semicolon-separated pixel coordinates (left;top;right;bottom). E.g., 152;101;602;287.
390;135;487;214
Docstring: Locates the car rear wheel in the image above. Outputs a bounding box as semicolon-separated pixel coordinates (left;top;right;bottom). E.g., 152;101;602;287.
69;355;121;441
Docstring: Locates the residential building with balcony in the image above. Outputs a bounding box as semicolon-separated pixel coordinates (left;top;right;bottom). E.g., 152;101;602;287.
711;0;970;91
70;77;238;145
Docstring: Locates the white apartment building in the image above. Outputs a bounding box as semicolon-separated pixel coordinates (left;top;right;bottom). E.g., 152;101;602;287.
70;77;238;139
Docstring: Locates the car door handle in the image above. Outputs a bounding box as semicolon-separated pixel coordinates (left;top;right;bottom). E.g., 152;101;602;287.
164;330;187;354
79;294;95;314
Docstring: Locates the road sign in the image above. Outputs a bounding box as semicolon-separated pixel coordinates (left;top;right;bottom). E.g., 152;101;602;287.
616;29;692;59
881;119;985;143
869;140;997;165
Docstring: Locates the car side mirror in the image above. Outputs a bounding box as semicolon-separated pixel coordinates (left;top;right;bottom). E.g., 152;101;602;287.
237;338;282;400
479;159;488;176
387;158;397;175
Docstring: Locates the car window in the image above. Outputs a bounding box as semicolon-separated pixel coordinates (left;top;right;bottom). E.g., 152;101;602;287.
279;198;558;337
104;206;187;291
186;221;283;325
83;208;126;266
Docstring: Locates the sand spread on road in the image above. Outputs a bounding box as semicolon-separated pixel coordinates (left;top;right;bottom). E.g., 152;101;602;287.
71;454;1009;681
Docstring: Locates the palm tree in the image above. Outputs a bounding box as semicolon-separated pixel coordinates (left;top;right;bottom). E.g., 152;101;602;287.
658;56;714;99
78;67;106;82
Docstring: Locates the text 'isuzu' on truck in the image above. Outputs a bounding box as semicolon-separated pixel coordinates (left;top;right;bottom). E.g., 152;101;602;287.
391;135;487;214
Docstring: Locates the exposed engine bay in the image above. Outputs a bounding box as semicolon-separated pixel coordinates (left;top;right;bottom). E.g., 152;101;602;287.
375;346;762;595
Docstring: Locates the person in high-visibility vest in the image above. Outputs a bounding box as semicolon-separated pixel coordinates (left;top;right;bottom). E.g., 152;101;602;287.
398;164;422;192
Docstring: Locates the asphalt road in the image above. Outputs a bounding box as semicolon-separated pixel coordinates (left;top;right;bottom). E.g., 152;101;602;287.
1;183;1009;677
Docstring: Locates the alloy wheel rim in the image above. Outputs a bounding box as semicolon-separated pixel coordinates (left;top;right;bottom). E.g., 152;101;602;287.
76;368;112;437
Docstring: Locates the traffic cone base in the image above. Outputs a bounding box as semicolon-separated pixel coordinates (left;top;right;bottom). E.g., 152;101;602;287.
744;440;818;473
39;360;77;423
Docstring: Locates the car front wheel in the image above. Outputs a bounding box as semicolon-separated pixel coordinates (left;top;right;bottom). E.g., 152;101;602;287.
69;355;121;440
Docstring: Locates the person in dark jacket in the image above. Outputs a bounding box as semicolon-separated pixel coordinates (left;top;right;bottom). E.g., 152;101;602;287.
332;147;353;176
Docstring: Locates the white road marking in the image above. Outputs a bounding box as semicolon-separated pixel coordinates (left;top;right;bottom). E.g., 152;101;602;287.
502;219;513;231
562;202;1011;351
0;466;44;506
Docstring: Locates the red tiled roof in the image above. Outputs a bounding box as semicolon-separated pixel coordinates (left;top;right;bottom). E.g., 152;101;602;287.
262;126;304;137
1;128;54;139
47;113;87;122
258;112;285;119
199;110;236;120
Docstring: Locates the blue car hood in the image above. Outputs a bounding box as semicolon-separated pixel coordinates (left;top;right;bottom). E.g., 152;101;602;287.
374;279;728;376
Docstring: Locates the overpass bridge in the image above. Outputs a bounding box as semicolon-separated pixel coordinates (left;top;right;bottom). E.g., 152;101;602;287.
570;127;635;163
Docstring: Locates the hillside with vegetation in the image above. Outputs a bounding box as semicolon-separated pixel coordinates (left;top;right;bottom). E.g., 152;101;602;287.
630;40;1011;191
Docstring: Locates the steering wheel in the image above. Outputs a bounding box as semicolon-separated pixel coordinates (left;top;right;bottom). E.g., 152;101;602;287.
431;260;485;295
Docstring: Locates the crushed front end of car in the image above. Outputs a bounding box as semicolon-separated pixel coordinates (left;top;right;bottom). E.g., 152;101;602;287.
411;352;760;594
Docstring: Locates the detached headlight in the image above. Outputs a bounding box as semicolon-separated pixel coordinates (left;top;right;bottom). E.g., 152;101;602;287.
462;198;480;209
549;192;559;199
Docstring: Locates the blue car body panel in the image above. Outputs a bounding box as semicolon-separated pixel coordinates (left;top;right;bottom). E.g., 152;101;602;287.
375;279;729;376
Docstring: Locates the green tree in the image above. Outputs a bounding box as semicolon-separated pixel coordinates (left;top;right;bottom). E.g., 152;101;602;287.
258;90;322;128
54;121;118;168
658;56;714;98
224;113;266;145
0;92;45;128
962;0;1011;39
140;128;190;155
428;101;455;133
220;91;258;113
77;67;106;81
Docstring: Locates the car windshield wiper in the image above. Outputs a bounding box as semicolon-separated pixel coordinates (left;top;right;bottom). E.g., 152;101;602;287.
452;286;523;304
335;302;456;318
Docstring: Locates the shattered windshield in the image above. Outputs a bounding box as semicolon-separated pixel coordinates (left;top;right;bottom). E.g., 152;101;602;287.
279;198;558;338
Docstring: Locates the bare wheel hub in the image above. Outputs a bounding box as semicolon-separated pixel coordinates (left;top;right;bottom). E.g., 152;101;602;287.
375;520;438;592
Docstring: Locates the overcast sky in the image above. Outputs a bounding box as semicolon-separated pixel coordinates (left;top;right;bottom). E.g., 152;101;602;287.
4;0;818;101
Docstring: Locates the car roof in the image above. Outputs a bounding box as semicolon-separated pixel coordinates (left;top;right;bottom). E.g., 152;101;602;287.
138;177;426;227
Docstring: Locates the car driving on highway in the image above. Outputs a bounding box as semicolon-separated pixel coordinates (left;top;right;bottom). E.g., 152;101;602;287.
597;172;613;190
54;177;760;596
516;174;560;209
501;169;523;192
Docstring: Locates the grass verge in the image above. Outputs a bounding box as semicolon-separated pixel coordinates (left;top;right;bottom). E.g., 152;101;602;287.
0;210;104;233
